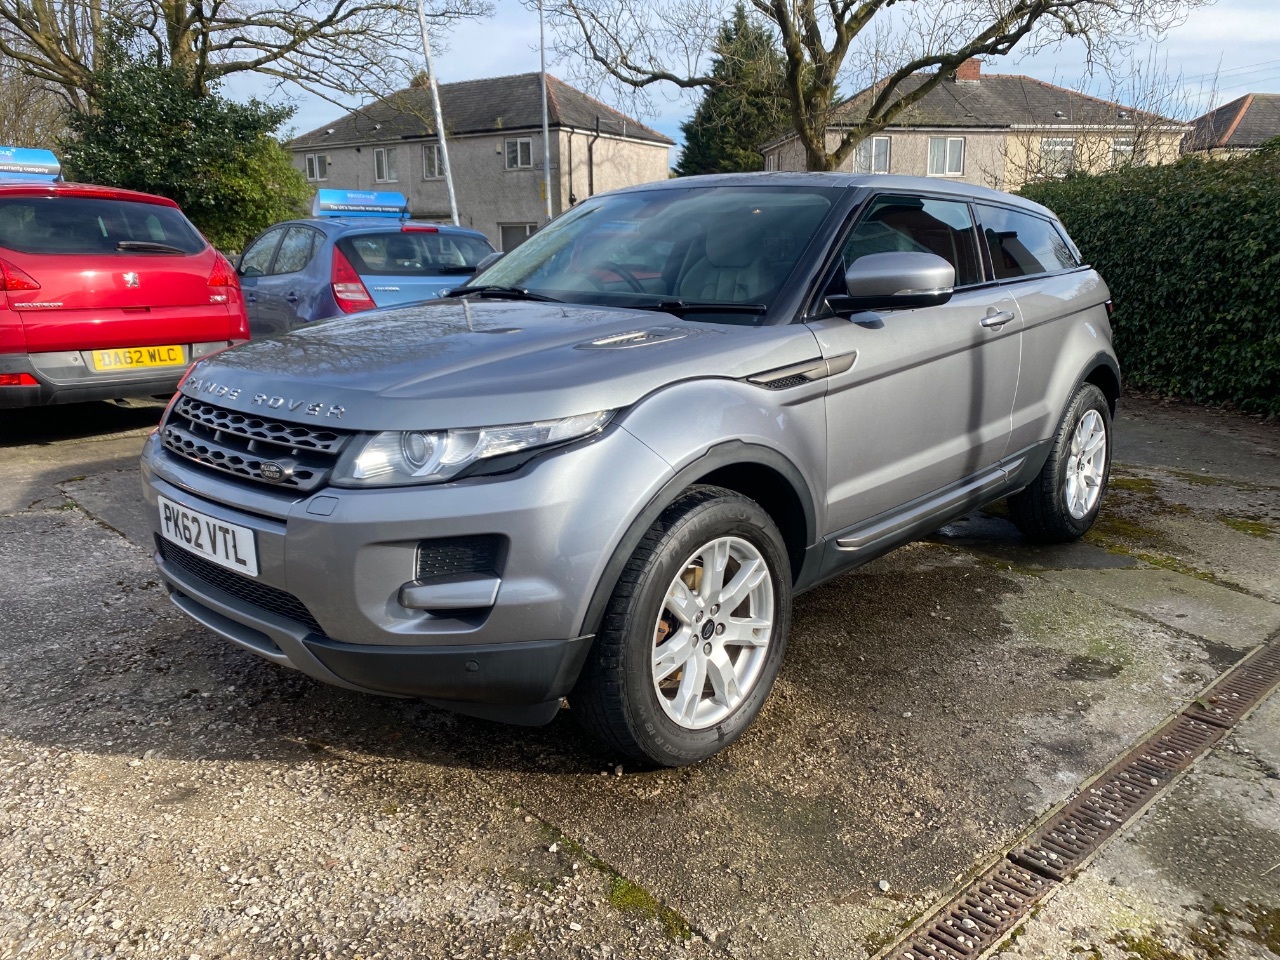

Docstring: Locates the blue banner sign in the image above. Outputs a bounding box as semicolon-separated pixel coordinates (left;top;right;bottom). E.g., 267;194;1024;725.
312;189;408;218
0;146;60;181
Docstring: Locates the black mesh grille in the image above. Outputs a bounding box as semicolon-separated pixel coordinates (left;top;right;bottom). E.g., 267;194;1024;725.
416;535;504;580
760;374;810;390
174;397;348;453
162;397;352;492
159;539;326;637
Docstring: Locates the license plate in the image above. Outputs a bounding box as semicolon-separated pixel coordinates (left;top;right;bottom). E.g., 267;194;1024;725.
158;495;258;577
92;344;185;371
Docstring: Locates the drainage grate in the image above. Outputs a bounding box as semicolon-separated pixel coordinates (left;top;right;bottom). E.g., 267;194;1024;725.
880;636;1280;960
893;862;1054;960
1186;642;1280;728
1009;714;1224;881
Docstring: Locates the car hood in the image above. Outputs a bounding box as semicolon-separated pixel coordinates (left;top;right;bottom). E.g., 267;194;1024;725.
180;298;822;430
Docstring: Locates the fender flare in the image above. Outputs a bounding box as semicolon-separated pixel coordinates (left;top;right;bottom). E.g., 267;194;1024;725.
577;438;817;637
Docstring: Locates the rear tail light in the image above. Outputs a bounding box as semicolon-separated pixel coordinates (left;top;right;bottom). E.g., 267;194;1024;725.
331;248;376;314
207;253;239;304
401;224;439;233
0;372;38;387
0;258;40;311
1104;299;1114;320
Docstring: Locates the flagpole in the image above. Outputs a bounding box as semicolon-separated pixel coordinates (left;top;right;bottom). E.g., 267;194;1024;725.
416;0;459;226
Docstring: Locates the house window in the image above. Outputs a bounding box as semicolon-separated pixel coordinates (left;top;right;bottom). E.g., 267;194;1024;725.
505;137;533;170
853;136;891;174
499;223;536;251
1039;137;1075;177
927;137;965;176
304;153;327;181
764;153;776;171
374;147;398;183
423;142;444;179
1111;137;1134;168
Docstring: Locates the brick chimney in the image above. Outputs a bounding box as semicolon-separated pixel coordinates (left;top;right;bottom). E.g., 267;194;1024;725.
954;58;982;82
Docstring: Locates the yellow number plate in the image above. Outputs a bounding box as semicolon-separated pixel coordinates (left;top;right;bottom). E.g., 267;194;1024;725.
91;345;185;371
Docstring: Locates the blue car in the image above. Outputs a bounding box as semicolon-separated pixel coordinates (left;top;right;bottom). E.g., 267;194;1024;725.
236;190;495;337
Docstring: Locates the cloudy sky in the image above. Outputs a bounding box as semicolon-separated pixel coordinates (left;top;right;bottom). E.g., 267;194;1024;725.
230;0;1280;158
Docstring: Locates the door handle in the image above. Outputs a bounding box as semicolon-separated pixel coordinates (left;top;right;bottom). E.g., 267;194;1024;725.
245;294;256;303
980;310;1015;328
286;293;299;303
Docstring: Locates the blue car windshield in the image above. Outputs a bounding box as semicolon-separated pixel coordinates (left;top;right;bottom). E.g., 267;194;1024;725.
465;185;839;322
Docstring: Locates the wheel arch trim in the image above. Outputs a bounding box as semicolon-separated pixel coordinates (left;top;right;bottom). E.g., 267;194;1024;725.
578;439;817;638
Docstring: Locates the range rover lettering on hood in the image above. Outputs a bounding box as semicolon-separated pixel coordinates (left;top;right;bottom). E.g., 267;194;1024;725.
185;377;346;419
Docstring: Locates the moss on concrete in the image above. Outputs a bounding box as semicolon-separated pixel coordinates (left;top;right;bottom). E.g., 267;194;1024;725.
1218;515;1276;538
607;876;692;940
1108;931;1195;960
538;830;693;941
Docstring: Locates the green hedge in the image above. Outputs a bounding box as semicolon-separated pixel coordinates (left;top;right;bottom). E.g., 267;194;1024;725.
1020;144;1280;416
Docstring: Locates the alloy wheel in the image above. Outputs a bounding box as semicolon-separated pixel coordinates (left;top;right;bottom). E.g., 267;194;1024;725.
1065;408;1107;519
650;536;775;730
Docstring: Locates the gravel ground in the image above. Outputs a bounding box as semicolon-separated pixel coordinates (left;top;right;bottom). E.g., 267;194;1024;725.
1;398;1277;959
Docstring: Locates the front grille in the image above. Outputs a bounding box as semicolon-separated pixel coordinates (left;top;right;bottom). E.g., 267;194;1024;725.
161;396;353;492
159;539;326;637
416;535;505;580
175;397;347;453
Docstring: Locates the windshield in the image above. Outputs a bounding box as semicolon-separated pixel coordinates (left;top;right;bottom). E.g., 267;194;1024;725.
465;185;840;323
0;196;206;255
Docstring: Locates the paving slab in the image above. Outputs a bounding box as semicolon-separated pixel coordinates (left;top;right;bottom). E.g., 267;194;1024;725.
1001;694;1280;960
1040;568;1280;652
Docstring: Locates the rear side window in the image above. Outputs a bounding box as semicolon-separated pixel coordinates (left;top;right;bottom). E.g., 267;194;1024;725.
239;227;286;277
976;204;1080;279
843;196;984;287
271;226;320;275
337;231;494;277
0;196;205;255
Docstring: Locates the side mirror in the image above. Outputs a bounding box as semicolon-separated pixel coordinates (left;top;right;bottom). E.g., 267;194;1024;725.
829;251;955;313
473;251;504;274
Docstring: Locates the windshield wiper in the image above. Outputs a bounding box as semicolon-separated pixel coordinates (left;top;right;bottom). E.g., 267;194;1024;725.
435;264;479;275
445;285;561;303
637;299;768;317
116;240;187;254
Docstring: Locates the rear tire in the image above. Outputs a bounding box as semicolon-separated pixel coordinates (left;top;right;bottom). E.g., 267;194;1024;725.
1008;382;1112;542
572;485;792;766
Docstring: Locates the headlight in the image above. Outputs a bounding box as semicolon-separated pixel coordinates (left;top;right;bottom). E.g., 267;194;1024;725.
333;410;613;486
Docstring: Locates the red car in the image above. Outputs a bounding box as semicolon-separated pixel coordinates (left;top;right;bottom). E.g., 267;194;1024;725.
0;156;248;408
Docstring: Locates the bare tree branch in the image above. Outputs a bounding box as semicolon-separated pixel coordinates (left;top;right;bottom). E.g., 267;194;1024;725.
537;0;1213;169
0;0;491;109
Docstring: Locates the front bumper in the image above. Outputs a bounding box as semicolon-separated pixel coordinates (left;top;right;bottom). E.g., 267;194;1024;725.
141;426;673;719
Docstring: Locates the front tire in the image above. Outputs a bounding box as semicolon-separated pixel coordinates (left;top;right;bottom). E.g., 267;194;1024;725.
1008;382;1112;542
573;485;792;766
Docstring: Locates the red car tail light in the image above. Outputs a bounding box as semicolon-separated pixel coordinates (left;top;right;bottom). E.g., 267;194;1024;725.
207;253;239;304
0;258;41;309
0;372;38;387
401;224;439;233
331;248;376;314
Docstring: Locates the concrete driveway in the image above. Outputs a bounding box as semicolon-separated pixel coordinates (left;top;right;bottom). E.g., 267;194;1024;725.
0;397;1276;960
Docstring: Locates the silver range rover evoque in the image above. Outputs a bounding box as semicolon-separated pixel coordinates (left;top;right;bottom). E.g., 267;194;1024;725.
141;173;1119;766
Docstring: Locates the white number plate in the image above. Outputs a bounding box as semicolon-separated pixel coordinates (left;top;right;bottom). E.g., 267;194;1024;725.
158;495;258;577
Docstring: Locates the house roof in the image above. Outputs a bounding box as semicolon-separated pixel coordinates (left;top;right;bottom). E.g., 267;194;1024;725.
830;71;1178;130
762;67;1179;149
1185;93;1280;151
290;73;672;149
